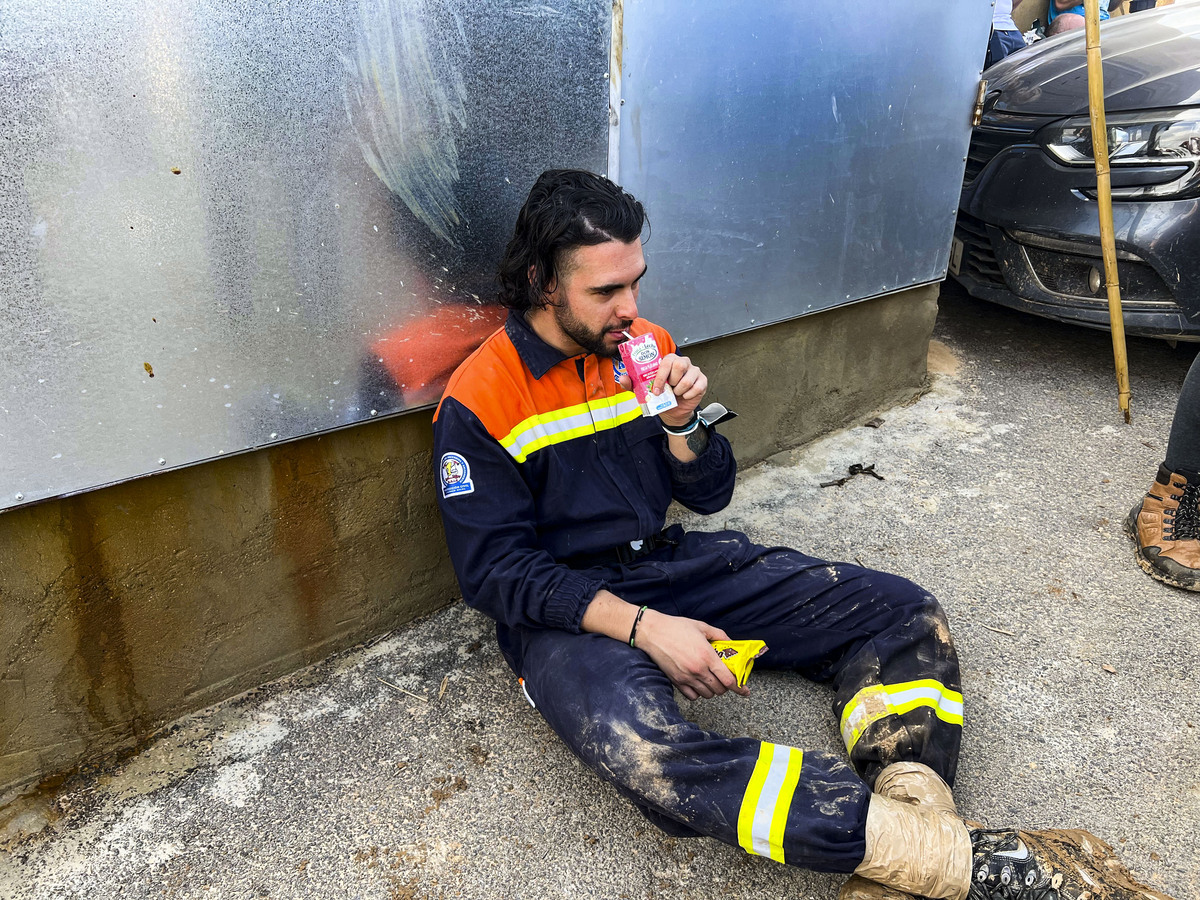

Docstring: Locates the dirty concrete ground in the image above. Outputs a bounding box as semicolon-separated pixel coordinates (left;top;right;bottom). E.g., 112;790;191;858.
2;281;1198;900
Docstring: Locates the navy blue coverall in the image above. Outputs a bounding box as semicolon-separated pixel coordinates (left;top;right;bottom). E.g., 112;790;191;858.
433;311;963;873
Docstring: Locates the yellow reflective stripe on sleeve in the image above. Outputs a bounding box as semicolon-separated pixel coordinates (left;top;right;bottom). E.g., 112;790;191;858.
737;743;804;864
769;747;803;860
500;392;642;463
839;679;964;754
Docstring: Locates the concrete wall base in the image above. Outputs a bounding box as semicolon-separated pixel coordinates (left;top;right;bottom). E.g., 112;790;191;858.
691;285;938;465
0;285;937;800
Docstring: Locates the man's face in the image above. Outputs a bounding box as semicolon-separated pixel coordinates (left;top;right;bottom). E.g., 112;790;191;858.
540;239;647;359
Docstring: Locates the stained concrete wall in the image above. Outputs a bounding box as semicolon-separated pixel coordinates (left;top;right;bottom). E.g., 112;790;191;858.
0;285;937;800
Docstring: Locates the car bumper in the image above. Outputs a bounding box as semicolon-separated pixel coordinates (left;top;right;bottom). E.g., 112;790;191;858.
955;142;1200;339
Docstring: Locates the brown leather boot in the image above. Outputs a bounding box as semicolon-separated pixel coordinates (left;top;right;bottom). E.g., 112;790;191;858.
1124;464;1200;591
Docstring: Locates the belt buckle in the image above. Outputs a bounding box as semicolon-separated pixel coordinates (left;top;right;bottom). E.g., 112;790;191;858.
615;539;644;565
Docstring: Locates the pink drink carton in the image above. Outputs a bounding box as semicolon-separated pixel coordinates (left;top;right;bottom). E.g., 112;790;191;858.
618;332;678;417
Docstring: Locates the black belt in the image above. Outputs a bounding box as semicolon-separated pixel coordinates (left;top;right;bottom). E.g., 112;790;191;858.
562;529;678;569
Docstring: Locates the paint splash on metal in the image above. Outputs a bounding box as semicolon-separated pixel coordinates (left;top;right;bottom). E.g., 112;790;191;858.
343;0;469;247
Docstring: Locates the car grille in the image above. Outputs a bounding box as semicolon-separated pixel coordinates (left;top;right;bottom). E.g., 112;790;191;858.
964;126;1036;185
954;213;1005;287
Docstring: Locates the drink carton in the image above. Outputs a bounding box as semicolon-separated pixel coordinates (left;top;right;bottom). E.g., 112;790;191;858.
618;332;678;417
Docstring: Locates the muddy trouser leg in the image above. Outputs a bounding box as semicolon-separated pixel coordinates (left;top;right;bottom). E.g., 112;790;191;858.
660;530;964;790
520;628;873;872
517;529;962;873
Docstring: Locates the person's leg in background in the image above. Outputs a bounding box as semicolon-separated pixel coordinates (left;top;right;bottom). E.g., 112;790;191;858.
984;28;1027;68
1127;351;1200;590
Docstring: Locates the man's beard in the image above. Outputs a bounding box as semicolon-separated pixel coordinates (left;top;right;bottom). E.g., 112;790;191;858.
553;303;631;359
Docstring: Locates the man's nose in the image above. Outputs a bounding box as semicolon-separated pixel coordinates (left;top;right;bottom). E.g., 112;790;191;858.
615;288;638;322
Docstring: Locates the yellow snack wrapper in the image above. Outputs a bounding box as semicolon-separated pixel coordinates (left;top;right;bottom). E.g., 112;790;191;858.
710;640;768;687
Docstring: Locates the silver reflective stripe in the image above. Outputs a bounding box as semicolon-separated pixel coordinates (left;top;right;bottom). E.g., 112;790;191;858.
750;746;794;857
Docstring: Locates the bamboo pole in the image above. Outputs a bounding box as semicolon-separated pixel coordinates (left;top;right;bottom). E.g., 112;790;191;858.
1084;0;1132;423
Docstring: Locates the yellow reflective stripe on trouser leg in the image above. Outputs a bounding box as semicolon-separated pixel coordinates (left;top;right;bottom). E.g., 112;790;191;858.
839;679;965;754
737;742;804;863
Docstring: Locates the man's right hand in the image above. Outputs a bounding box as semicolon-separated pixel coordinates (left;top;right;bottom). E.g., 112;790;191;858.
634;609;749;701
580;589;747;700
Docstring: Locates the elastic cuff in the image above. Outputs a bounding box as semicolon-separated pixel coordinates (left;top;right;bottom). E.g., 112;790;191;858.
542;569;608;633
1164;461;1200;481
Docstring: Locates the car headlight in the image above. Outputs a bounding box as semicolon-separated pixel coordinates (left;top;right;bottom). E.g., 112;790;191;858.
1039;108;1200;199
1042;109;1200;164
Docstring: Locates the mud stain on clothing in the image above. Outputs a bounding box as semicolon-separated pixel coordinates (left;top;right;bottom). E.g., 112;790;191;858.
593;720;680;812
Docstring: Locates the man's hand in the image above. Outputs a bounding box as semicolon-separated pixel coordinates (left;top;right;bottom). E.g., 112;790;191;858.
617;353;710;462
649;353;707;429
635;608;748;701
615;353;707;428
580;591;747;701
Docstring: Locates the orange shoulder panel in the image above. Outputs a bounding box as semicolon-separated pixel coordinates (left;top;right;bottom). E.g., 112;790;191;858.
435;325;523;426
435;315;679;439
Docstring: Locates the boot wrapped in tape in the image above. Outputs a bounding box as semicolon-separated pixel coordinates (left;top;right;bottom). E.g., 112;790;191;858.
853;793;972;900
874;761;957;817
838;874;920;900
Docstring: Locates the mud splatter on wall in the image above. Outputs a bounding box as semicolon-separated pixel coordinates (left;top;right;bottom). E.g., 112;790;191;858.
343;0;469;248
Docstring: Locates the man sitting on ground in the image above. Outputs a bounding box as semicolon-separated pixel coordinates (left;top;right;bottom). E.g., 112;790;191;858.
432;168;1174;900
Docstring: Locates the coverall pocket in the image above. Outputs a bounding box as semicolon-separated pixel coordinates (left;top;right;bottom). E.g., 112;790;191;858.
682;529;760;570
623;414;666;445
635;530;760;592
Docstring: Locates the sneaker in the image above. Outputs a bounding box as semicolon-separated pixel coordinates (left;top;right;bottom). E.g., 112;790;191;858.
969;828;1175;900
1124;464;1200;591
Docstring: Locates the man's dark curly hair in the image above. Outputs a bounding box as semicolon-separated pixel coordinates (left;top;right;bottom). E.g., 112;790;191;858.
497;169;647;312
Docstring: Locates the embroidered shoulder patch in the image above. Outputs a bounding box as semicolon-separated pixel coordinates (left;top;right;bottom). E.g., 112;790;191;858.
440;452;475;498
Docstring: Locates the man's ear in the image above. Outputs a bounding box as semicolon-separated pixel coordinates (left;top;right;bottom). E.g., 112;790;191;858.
528;263;557;308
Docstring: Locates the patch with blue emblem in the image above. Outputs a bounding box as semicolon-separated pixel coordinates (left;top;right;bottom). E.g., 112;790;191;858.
440;452;475;498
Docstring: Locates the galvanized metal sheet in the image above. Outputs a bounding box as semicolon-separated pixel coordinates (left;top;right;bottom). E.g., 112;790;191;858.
0;0;608;510
614;1;993;345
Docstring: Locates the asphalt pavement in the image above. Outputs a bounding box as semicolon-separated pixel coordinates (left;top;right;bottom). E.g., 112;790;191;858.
2;281;1197;900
